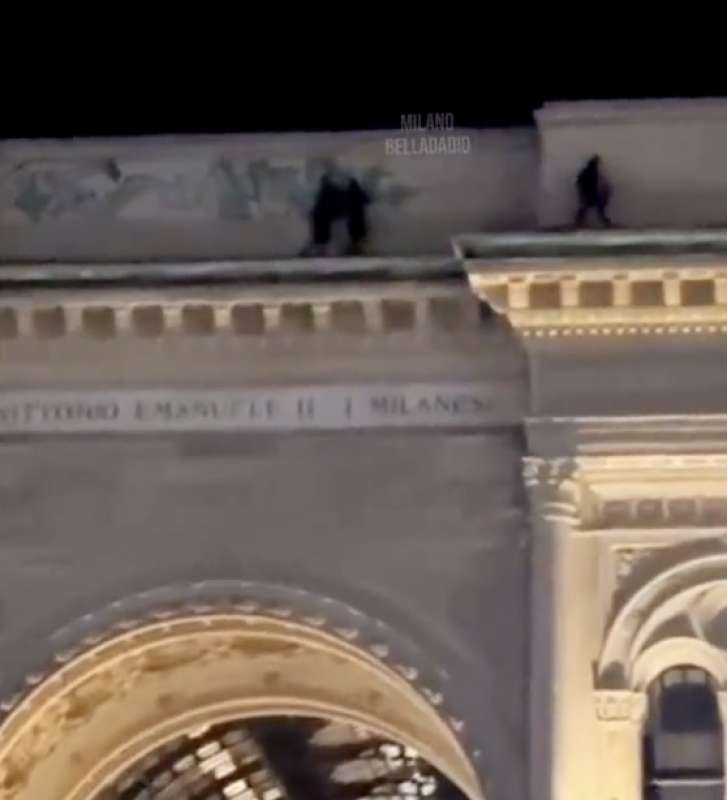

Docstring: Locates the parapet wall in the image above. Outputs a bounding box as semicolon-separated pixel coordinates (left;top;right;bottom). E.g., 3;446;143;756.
6;99;727;264
0;128;537;262
536;99;727;230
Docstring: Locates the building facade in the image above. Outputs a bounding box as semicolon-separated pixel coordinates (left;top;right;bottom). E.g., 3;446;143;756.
1;101;727;800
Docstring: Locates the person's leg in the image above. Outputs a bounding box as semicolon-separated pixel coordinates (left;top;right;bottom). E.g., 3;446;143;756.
347;205;368;254
596;198;612;227
313;207;332;246
309;205;336;256
575;202;589;228
299;208;333;257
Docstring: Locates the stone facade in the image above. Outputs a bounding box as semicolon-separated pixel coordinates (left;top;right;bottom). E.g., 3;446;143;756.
0;270;528;800
4;101;727;799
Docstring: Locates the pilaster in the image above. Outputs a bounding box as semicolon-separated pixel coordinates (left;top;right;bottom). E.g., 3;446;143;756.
594;691;648;800
718;692;727;798
524;457;602;800
523;415;727;800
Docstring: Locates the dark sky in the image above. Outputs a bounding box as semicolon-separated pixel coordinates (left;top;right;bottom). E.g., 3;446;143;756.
5;80;727;139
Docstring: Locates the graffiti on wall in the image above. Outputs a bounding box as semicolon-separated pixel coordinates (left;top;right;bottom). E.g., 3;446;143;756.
0;155;418;225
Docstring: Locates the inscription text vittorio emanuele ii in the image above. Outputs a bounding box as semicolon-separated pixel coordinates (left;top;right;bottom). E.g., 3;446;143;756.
0;383;506;434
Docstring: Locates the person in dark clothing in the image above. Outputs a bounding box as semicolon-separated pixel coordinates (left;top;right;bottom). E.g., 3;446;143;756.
304;168;371;256
575;155;612;228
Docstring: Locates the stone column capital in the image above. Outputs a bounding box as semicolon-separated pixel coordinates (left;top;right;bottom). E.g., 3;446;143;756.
523;456;583;528
594;690;648;726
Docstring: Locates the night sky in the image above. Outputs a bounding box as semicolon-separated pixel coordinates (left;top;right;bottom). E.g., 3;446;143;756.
5;79;727;139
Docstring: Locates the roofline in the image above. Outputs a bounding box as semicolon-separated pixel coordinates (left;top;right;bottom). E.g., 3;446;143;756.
536;98;727;125
453;229;727;261
6;229;727;291
0;256;464;291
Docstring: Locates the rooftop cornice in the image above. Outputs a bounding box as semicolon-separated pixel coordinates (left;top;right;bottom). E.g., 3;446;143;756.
12;231;727;341
526;415;727;460
461;230;727;337
0;256;462;290
535;98;727;126
454;230;727;260
0;279;481;343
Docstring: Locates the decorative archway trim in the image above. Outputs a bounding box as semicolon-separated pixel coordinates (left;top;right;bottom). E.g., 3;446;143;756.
599;553;727;686
631;637;727;690
0;614;483;800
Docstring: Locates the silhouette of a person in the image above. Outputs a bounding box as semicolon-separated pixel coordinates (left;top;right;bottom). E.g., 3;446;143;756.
575;155;612;228
303;167;370;256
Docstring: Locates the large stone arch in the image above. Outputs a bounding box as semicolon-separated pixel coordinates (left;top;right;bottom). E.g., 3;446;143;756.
598;553;727;689
0;605;484;800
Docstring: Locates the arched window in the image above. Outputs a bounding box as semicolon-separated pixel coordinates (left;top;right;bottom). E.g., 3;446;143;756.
644;666;724;799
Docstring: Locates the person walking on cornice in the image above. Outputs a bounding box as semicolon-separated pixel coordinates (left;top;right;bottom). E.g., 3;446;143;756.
575;155;613;228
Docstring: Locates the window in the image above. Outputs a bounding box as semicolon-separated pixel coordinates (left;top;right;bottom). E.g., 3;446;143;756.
644;666;724;799
99;716;467;799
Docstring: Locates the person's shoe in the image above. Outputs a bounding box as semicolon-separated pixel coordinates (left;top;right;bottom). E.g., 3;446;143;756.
299;242;328;257
345;240;366;256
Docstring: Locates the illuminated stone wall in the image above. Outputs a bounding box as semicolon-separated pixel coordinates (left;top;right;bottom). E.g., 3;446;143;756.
0;128;537;261
537;99;727;229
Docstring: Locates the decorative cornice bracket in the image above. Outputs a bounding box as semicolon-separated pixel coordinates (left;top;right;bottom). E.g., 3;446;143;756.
466;257;727;338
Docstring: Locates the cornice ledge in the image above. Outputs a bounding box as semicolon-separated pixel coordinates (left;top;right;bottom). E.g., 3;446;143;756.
526;415;727;460
0;282;481;343
464;250;727;338
0;256;461;287
524;418;727;531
